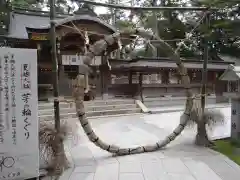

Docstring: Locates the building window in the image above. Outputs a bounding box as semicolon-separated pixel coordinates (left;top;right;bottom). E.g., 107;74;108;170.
142;73;162;84
132;74;139;84
111;74;128;84
143;74;150;84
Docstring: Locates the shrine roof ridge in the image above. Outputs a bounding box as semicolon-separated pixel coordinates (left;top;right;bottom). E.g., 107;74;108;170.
5;10;116;39
25;15;116;33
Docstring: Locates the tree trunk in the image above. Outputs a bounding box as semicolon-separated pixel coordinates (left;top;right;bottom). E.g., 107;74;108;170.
195;122;212;147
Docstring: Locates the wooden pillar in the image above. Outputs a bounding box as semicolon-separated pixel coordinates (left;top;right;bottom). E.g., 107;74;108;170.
162;69;169;84
188;69;193;83
56;37;61;79
139;73;143;102
84;72;89;92
128;71;133;85
101;55;109;99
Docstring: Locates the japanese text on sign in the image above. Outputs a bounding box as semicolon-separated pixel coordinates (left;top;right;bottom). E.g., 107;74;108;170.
0;48;39;180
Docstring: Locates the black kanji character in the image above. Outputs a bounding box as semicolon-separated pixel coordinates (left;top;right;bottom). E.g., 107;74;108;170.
23;64;30;77
23;82;30;89
22;104;31;116
23;70;30;77
22;93;31;103
23;64;28;71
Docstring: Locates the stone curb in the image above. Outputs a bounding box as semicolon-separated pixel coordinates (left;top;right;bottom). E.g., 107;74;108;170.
149;104;230;114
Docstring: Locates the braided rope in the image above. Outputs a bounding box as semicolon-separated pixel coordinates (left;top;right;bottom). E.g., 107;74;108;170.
73;28;194;156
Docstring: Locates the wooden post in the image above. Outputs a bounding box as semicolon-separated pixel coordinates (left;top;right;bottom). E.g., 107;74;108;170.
128;71;133;85
101;55;109;99
139;73;143;102
84;72;89;92
50;0;60;132
201;11;210;112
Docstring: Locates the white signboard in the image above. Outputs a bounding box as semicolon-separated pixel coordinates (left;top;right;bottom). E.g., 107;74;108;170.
0;48;39;180
61;55;102;66
62;55;83;65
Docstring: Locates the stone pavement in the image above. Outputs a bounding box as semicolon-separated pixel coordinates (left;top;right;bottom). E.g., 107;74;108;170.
49;106;240;180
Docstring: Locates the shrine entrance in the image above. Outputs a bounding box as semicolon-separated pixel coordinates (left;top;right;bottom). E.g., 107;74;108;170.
25;12;129;100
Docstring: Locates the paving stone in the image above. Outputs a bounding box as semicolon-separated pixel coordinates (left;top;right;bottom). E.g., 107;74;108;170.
95;156;118;165
94;163;119;180
183;159;222;180
119;173;145;180
220;155;240;173
64;146;74;167
70;173;94;180
70;145;96;166
74;158;96;166
70;145;93;159
167;173;196;180
116;154;140;163
119;162;142;173
62;110;240;180
73;165;97;173
138;152;165;161
59;168;74;180
162;158;190;174
193;156;235;174
141;160;169;180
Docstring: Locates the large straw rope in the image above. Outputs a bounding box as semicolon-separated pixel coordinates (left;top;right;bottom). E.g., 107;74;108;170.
73;28;194;156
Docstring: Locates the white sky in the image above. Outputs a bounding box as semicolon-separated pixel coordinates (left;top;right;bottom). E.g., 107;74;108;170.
72;0;144;15
90;0;192;15
42;0;192;16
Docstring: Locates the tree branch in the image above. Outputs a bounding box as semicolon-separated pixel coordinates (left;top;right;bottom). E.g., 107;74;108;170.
78;0;216;11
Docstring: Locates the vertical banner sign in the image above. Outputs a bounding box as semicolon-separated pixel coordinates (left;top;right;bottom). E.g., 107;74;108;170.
0;48;39;180
231;99;240;139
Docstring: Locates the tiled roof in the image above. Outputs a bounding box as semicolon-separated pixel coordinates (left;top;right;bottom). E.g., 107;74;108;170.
7;11;116;39
219;64;240;81
8;12;52;39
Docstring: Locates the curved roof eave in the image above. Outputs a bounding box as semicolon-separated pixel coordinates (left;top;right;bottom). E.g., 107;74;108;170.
26;15;117;33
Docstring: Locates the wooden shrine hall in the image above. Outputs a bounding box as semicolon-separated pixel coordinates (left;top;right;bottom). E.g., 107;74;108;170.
0;5;235;101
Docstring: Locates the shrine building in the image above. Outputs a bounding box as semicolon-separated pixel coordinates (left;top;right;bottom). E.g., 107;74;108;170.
0;5;236;102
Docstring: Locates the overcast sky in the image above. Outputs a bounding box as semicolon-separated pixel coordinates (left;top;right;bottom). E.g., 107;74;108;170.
72;0;143;15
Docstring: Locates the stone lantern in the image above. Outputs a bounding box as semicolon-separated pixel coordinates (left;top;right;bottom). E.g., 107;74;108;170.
219;64;240;139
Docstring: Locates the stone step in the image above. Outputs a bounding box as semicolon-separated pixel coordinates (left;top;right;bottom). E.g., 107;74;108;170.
144;96;216;108
38;102;71;110
38;99;136;110
38;104;137;115
85;99;135;106
40;112;143;122
38;108;141;120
